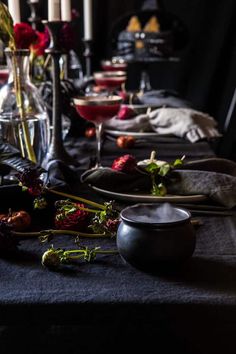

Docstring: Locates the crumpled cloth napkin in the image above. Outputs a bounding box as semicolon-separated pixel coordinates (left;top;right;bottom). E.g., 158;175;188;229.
104;107;221;142
81;158;236;208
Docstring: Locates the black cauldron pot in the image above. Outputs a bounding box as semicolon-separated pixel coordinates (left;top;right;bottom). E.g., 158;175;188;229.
117;203;196;272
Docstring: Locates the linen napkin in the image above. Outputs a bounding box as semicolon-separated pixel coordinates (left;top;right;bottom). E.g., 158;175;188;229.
81;158;236;208
104;107;221;142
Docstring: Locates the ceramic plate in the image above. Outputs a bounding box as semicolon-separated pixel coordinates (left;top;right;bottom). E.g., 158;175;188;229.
91;186;207;203
104;129;162;138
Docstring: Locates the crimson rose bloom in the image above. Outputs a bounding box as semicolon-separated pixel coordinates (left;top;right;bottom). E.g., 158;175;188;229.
14;23;38;49
31;29;50;56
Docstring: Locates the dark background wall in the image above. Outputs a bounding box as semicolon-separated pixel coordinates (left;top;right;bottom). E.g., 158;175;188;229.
2;0;236;131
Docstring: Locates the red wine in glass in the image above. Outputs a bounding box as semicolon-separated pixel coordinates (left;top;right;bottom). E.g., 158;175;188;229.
94;71;127;92
73;95;122;168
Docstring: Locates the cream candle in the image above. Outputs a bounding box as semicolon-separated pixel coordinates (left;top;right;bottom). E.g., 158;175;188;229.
48;0;61;21
8;0;21;24
83;0;93;40
61;0;71;21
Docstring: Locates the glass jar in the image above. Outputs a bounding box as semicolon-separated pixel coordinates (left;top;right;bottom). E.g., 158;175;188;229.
0;49;50;165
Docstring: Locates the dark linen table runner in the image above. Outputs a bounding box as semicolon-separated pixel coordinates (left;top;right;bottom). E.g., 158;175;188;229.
1;136;235;354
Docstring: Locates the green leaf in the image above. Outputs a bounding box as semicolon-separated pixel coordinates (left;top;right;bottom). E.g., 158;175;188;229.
172;158;184;167
145;162;160;173
159;164;171;176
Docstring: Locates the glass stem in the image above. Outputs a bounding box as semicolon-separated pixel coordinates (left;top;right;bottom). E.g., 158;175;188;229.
95;122;103;168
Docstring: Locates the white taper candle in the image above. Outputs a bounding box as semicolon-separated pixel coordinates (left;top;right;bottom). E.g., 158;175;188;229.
83;0;93;40
8;0;21;24
48;0;61;21
61;0;71;21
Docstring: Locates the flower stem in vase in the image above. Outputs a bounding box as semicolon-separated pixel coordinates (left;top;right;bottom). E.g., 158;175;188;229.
12;51;37;163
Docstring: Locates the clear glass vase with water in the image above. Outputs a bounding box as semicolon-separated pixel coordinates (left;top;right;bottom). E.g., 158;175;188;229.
0;49;50;166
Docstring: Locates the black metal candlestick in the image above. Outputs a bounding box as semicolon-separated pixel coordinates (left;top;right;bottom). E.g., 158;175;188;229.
43;20;76;166
27;1;41;30
83;39;93;79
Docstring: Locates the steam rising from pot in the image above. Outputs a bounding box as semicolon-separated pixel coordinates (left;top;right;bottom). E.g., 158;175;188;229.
123;203;188;224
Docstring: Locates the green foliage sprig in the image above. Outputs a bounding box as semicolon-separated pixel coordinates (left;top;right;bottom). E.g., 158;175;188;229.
145;152;185;196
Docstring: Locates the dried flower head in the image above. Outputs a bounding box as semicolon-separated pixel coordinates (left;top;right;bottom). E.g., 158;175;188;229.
41;247;61;269
111;154;137;173
18;168;43;197
55;202;89;231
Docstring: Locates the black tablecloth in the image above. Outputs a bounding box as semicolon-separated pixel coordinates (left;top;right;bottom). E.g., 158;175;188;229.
1;135;235;354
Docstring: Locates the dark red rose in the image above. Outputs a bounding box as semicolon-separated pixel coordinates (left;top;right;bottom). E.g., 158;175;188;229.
31;29;50;56
14;23;38;49
111;154;137;172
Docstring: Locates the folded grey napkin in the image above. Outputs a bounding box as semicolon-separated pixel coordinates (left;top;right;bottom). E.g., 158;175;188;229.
168;158;236;208
104;108;221;142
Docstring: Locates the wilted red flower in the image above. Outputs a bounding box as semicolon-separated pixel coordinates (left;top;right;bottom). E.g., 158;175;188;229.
17;168;44;197
14;23;38;49
31;29;50;56
55;203;89;231
111;154;137;172
106;219;120;233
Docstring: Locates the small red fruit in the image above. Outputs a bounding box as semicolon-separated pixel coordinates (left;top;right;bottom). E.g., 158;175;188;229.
85;127;96;138
116;135;135;149
111;154;137;172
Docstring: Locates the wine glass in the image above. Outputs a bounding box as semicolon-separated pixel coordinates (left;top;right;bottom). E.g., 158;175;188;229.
94;71;127;94
101;59;127;72
73;95;122;168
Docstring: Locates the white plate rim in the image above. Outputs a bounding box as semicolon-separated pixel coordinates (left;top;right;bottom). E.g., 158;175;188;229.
90;186;207;203
104;129;163;137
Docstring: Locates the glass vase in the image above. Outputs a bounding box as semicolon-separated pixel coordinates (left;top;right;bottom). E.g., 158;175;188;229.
0;49;50;166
